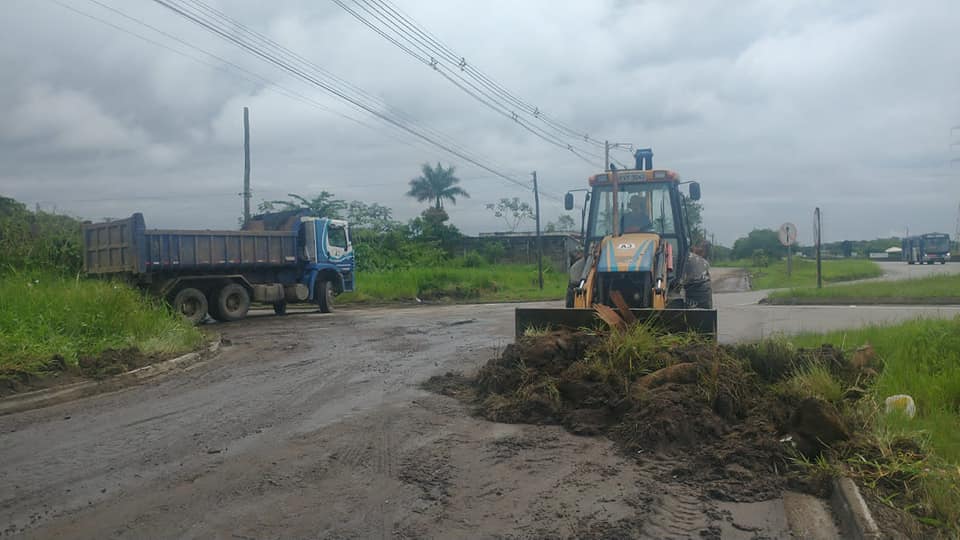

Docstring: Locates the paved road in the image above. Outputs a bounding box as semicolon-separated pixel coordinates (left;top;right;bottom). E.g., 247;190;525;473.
2;264;958;538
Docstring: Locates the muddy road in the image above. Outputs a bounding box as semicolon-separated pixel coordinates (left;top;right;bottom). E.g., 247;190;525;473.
3;286;958;538
0;303;802;539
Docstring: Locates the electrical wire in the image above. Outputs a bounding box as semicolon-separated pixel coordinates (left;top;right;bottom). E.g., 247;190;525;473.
332;0;606;166
149;0;534;192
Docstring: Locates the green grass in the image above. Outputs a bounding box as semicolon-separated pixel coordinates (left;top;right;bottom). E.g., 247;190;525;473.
338;263;566;304
791;318;960;463
790;318;960;530
0;272;205;375
769;272;960;301
719;258;882;289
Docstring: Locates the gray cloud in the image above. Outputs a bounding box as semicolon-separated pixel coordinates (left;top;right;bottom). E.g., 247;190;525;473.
1;0;958;245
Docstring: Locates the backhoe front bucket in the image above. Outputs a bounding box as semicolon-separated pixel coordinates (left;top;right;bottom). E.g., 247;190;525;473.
515;307;718;340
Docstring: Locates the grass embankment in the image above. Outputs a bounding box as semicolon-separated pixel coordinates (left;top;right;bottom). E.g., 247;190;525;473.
788;318;960;532
339;264;566;304
0;273;205;387
768;272;960;303
716;258;882;289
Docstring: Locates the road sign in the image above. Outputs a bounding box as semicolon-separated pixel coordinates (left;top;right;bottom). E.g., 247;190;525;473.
779;222;798;247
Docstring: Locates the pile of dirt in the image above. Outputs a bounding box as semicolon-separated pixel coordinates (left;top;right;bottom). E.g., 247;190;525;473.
78;348;155;380
0;348;161;397
426;329;867;502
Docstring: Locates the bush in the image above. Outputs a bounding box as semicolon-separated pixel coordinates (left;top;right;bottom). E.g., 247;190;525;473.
0;196;82;275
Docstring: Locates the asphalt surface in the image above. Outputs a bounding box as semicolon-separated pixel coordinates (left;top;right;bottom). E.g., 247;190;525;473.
1;260;958;538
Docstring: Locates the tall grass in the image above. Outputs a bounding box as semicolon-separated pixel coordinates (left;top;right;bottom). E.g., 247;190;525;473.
0;272;204;374
338;264;566;303
768;273;960;301
791;317;960;463
791;318;960;530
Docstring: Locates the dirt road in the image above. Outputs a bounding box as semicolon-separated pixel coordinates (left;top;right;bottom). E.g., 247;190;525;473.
1;301;833;539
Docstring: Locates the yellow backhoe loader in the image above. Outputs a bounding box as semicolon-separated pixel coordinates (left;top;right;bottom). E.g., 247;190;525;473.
515;149;718;338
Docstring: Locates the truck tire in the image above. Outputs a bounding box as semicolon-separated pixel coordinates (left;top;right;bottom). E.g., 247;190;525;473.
172;288;208;325
216;283;250;322
316;280;334;313
273;302;288;316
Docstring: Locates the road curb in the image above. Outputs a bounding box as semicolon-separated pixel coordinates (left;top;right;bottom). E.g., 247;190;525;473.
762;296;960;306
830;477;880;540
0;339;221;416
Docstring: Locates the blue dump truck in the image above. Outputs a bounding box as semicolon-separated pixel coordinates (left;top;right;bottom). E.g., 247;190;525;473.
902;233;950;265
82;212;355;323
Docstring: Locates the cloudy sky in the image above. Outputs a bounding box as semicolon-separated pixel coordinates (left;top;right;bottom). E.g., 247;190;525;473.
2;0;959;245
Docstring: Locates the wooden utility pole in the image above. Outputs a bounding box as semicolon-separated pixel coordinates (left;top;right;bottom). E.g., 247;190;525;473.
533;171;543;290
242;107;251;227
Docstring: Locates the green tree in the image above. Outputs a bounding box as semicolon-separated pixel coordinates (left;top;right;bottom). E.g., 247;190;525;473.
485;197;534;232
545;214;576;233
347;201;396;232
731;229;785;260
258;192;347;218
406;162;469;210
685;200;706;245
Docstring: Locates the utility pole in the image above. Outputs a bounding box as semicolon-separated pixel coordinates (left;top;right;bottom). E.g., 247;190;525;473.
814;207;823;289
533;171;543;290
242;107;251;227
604;141;634;171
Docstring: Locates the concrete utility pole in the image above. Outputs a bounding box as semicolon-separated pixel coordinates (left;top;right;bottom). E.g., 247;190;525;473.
242;107;252;227
532;171;543;290
814;207;823;289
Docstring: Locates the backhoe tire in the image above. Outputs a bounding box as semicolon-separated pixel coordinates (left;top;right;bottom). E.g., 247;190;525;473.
172;288;208;325
216;283;250;322
565;286;575;308
685;280;713;309
316;280;334;313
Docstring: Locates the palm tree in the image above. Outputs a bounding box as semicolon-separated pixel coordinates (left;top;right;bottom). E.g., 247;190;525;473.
406;162;469;210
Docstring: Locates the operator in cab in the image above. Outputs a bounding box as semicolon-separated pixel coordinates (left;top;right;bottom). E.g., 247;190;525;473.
622;195;653;233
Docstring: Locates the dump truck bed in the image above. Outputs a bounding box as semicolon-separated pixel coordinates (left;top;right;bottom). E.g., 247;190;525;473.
83;213;299;276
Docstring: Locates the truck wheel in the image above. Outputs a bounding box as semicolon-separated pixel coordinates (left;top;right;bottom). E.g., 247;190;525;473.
273;302;288;316
216;283;250;322
316;280;334;313
173;288;208;325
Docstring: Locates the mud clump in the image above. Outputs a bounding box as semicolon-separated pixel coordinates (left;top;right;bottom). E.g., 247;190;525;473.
78;348;152;380
426;328;875;502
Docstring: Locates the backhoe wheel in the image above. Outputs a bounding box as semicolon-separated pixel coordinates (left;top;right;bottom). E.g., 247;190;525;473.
685;280;714;309
565;286;575;308
316;280;334;313
273;302;288;316
172;288;208;325
216;283;250;322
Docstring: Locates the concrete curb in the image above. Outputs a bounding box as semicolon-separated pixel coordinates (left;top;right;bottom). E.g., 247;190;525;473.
762;296;960;306
830;477;881;540
0;339;221;416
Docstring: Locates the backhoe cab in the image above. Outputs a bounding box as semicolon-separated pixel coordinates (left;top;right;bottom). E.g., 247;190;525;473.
515;148;717;337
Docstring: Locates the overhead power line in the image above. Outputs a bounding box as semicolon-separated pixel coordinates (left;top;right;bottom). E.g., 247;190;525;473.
331;0;608;167
144;0;534;192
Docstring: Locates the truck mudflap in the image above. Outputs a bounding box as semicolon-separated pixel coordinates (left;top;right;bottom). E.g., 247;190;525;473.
515;307;718;340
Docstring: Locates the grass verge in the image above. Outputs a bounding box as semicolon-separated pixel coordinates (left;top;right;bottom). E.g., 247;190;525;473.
338;263;566;304
0;272;205;386
715;258;882;289
768;272;960;302
789;318;960;533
